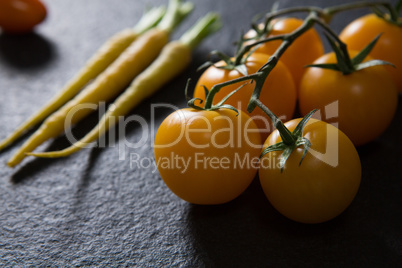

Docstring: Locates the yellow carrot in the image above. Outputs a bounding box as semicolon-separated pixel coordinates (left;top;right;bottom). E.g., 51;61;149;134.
0;6;165;151
7;0;194;167
27;13;221;159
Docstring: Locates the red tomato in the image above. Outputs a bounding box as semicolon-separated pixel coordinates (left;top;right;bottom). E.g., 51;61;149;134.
245;18;324;92
299;51;398;146
0;0;47;33
259;118;361;224
154;108;261;205
339;14;402;92
193;53;296;142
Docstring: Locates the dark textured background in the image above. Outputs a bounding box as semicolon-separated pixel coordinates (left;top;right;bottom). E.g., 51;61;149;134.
0;0;401;267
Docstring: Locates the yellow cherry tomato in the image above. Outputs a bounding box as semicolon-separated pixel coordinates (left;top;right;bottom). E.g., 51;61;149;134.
299;51;398;146
340;14;402;92
259;118;361;224
154;108;261;205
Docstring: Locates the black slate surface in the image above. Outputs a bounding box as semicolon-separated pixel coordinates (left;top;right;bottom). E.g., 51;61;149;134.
0;0;401;267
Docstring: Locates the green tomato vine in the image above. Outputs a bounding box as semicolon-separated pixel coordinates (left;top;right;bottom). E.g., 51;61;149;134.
187;0;401;170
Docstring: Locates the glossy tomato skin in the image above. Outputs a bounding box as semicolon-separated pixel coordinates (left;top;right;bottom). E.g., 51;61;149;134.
339;14;402;92
194;53;296;142
0;0;47;33
245;18;324;92
299;51;398;146
154;108;262;205
259;118;361;224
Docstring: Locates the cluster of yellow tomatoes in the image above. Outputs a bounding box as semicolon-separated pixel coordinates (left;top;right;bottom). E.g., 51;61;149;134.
154;6;401;224
4;0;402;223
5;0;398;225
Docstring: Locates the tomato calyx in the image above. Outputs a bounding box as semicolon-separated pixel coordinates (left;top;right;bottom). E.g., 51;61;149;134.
306;33;395;75
186;79;245;115
255;98;316;171
197;51;250;76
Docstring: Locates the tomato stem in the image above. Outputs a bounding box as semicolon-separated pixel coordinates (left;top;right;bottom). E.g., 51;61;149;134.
188;0;398;167
202;0;399;110
245;12;316;113
203;74;258;110
185;0;399;170
254;99;295;145
324;1;399;23
232;35;285;66
261;6;325;21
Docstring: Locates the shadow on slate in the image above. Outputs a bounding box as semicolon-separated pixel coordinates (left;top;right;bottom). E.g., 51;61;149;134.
184;177;352;267
10;110;103;184
0;32;55;69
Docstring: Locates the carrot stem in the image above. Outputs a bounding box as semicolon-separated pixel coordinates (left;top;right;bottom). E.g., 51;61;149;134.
133;6;166;34
157;0;194;33
180;12;222;49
